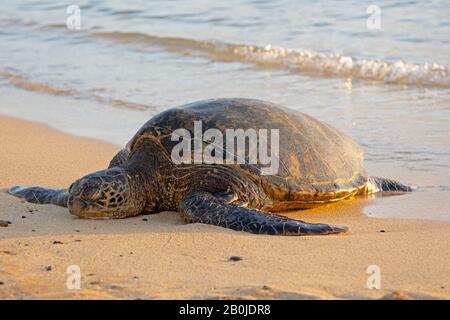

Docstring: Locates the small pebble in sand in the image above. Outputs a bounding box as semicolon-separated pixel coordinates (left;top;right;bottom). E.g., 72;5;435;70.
0;281;5;285
74;239;81;242
142;218;148;221
229;256;242;262
0;220;12;227
31;229;36;232
44;265;52;271
53;241;63;245
379;230;386;233
21;216;26;219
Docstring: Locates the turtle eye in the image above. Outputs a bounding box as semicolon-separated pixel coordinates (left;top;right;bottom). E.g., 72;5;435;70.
69;177;103;202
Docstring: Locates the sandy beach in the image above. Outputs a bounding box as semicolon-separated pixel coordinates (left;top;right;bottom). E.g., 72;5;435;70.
0;115;448;300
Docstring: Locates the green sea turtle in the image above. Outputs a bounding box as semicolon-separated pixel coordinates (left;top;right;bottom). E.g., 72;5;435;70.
8;98;412;235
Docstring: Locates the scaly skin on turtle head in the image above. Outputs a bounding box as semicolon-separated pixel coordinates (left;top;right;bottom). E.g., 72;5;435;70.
67;167;146;219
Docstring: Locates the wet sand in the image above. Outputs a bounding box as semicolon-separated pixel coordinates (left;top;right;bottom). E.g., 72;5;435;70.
0;116;449;299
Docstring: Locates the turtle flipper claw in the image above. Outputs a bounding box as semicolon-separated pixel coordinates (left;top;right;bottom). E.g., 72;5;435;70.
330;225;349;234
279;221;349;236
9;186;28;195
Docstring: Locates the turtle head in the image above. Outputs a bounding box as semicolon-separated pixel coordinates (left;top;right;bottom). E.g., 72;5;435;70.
67;167;145;219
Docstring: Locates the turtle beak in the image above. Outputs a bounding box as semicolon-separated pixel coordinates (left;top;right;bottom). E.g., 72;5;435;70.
68;197;87;216
68;198;112;219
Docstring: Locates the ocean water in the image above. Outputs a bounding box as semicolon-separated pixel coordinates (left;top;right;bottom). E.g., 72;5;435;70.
0;0;449;222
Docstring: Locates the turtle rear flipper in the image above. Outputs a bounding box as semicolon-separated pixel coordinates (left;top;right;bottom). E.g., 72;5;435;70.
368;177;413;193
8;186;69;207
180;192;348;236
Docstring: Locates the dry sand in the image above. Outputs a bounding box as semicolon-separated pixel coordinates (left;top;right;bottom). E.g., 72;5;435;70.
0;115;449;300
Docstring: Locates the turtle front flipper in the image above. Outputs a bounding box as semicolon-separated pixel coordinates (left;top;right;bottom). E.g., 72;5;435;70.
180;191;348;236
8;186;69;207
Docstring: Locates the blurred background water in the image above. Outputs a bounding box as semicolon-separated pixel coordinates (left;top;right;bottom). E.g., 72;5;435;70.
0;0;449;221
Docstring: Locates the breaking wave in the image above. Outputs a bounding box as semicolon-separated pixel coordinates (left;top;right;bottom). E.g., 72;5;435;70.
89;31;450;89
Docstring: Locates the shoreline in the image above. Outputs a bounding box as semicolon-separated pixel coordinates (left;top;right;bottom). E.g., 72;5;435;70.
0;115;449;299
